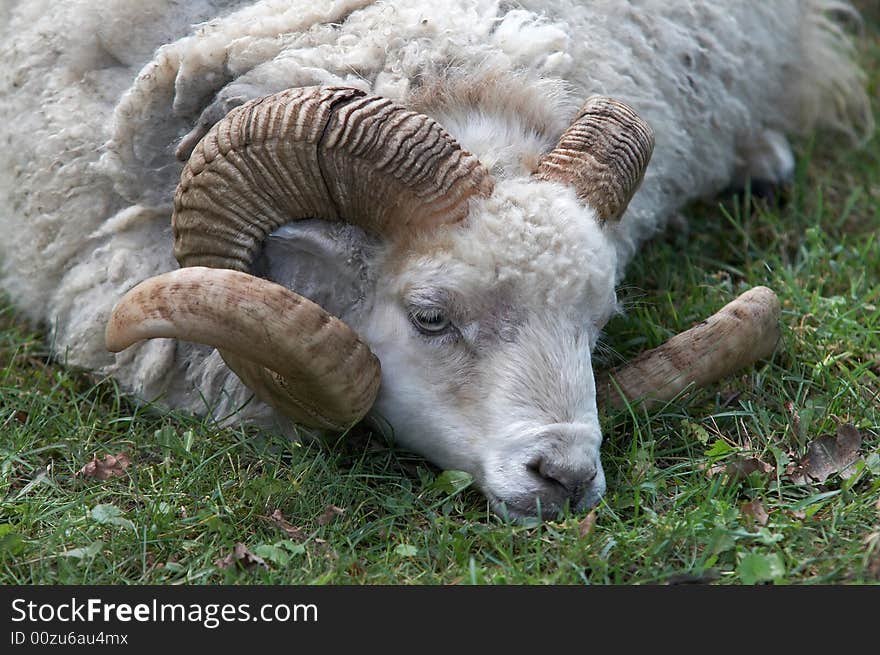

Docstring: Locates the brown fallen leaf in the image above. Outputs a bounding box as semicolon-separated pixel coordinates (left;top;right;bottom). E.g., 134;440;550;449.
578;510;597;538
741;499;769;527
214;543;268;571
787;423;863;485
317;505;345;526
707;457;772;482
76;453;131;480
263;509;306;541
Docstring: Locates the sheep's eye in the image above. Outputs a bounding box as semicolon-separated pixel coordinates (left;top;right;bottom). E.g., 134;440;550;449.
409;308;452;336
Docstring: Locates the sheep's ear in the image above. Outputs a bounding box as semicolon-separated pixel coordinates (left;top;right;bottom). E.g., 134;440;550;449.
252;220;378;323
534;96;654;223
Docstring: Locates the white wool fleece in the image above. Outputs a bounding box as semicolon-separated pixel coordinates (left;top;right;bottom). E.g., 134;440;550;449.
0;0;872;429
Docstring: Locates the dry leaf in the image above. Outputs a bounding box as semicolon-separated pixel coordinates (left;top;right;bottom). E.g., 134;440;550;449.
76;453;131;480
263;509;305;541
708;457;772;482
578;510;597;537
741;499;769;527
214;543;268;571
787;423;863;485
317;505;345;526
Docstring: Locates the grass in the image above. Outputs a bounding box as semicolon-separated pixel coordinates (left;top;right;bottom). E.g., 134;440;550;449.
1;21;879;586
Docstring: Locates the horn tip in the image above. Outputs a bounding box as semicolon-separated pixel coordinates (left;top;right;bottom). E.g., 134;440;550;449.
105;316;132;353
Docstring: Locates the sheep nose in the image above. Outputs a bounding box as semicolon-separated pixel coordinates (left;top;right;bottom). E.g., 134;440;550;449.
531;457;598;507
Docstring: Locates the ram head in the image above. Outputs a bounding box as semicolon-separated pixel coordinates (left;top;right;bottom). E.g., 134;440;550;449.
106;86;779;520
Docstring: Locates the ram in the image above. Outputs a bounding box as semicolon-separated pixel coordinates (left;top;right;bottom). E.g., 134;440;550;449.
0;0;871;519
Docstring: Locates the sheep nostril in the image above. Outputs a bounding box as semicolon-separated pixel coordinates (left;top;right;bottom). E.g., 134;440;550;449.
529;457;597;498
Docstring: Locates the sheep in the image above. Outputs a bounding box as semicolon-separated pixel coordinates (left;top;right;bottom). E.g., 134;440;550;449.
0;0;871;520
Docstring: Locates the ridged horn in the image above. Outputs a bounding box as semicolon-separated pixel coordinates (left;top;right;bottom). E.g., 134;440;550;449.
173;85;494;269
106;268;377;429
108;85;494;430
535;96;654;223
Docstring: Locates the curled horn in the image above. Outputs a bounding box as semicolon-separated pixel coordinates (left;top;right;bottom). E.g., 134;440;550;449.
535;96;654;222
107;86;494;430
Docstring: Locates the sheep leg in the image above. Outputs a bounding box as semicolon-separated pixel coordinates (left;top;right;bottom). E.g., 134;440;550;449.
598;286;781;409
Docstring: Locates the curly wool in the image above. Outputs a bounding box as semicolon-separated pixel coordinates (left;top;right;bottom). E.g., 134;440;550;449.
0;0;871;427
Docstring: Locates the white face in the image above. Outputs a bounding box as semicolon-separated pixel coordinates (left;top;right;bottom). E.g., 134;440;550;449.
360;180;618;520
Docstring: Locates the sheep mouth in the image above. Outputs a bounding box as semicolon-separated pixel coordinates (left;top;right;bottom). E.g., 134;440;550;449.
484;475;606;522
486;494;591;522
